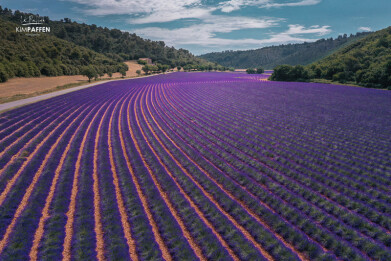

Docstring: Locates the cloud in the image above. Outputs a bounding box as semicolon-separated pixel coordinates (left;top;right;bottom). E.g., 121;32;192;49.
284;24;331;36
67;0;203;16
66;0;322;19
358;26;372;32
132;15;281;45
264;0;322;8
133;22;331;53
220;0;321;13
220;0;268;13
130;7;215;24
63;0;329;54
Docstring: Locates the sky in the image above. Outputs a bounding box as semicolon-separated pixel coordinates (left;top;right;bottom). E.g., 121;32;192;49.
1;0;390;55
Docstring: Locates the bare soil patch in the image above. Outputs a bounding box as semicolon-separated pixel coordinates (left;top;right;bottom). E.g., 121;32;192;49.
0;61;143;103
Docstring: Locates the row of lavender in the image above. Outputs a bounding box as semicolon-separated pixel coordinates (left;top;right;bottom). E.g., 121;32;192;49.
151;77;391;260
0;72;390;260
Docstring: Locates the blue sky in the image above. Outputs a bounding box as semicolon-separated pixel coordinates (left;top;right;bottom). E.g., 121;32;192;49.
1;0;390;54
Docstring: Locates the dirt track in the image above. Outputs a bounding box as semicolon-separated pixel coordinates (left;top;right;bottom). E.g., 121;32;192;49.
0;61;143;99
0;81;111;113
0;69;166;113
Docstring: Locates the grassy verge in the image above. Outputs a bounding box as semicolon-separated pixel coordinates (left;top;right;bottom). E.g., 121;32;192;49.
310;79;389;90
269;77;390;90
310;78;362;87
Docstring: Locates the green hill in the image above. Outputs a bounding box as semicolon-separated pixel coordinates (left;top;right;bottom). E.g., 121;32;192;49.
0;12;124;82
0;6;213;67
271;26;391;89
47;19;209;68
199;33;371;69
0;6;217;83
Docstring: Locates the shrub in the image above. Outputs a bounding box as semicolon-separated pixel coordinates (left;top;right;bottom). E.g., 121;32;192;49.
119;68;126;78
271;64;309;81
142;65;150;74
246;68;256;74
40;64;58;76
0;65;9;82
81;65;97;82
270;65;292;81
332;72;346;83
138;59;147;65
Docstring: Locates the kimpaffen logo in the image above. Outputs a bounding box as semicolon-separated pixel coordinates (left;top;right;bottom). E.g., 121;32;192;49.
16;15;50;35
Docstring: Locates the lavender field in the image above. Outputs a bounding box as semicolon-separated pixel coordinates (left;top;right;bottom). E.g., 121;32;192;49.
0;72;391;260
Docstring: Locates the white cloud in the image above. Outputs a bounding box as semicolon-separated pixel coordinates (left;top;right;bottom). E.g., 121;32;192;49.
358;26;372;32
220;0;321;13
220;0;267;13
67;0;203;16
133;22;331;53
284;24;331;36
66;0;322;19
264;0;322;8
64;0;329;53
130;7;215;24
132;15;281;45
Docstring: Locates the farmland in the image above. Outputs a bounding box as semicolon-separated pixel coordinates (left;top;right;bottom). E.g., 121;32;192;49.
0;72;390;260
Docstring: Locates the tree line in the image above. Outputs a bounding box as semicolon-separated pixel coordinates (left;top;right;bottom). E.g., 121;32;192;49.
246;68;264;74
270;26;391;90
0;13;126;83
140;63;234;74
199;32;372;69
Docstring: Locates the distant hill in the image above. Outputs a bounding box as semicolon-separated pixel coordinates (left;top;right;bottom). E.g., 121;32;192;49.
270;26;391;89
0;6;217;83
199;32;371;69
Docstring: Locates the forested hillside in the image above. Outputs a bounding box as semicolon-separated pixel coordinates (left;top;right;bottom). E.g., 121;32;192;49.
0;17;126;83
199;32;371;69
271;26;391;89
48;20;208;68
0;6;212;67
0;6;216;83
